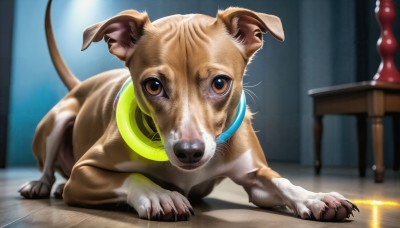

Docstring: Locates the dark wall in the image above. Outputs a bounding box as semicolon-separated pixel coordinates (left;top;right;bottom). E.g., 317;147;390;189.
0;0;14;168
299;0;399;168
299;0;358;166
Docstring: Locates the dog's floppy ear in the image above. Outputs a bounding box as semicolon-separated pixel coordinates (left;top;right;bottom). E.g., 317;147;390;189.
81;10;151;61
217;7;284;58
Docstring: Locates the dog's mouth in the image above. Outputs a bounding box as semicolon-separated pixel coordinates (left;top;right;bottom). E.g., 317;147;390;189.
180;164;202;171
173;157;211;171
168;150;213;172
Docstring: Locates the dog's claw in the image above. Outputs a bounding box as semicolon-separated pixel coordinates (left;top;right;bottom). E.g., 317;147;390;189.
146;208;150;220
189;207;195;216
319;208;324;220
319;195;359;221
303;211;312;220
185;209;191;216
345;200;360;213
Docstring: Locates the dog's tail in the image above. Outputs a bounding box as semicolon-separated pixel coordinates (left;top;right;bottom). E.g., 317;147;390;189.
45;0;80;91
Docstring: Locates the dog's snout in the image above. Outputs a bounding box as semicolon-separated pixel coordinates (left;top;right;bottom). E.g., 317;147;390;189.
173;139;205;164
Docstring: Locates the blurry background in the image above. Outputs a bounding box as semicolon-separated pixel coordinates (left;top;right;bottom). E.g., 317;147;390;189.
0;0;398;168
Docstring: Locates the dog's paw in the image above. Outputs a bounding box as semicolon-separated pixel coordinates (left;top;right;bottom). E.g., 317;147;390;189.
129;189;194;221
19;180;53;199
124;174;194;221
54;183;65;199
296;192;359;221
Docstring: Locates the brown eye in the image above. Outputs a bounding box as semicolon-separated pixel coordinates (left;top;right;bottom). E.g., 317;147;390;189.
211;75;231;95
144;78;163;96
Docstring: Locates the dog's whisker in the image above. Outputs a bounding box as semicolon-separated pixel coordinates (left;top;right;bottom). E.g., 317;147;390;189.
244;88;258;102
243;81;261;102
215;141;233;158
247;89;259;99
243;81;262;88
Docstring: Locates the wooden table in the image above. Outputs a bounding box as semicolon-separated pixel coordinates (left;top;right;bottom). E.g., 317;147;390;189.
309;81;400;183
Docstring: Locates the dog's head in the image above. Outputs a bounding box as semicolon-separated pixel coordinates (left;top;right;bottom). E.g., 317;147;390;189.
82;8;284;171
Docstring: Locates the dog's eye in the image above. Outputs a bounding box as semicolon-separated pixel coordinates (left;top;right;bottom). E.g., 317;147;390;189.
211;75;231;95
143;78;164;96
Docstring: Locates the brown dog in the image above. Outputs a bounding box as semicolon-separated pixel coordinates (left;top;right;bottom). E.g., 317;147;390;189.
19;0;358;221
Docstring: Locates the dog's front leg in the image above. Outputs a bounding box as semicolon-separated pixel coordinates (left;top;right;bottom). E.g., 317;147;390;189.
122;173;194;221
242;167;359;221
64;164;193;221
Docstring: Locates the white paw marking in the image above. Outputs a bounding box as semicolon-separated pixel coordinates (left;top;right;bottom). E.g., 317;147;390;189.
272;178;359;221
121;174;194;221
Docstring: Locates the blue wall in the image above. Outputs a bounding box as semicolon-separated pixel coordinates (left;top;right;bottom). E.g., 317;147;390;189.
8;0;394;169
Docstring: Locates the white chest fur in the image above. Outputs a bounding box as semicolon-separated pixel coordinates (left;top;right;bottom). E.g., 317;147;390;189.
114;149;259;196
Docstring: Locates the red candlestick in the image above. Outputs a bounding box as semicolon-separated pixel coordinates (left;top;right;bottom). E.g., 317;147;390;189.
373;0;400;83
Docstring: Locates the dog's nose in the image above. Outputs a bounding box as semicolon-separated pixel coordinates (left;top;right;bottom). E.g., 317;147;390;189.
173;139;205;164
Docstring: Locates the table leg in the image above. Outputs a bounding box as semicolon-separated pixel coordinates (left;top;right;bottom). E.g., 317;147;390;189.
357;115;367;177
314;116;323;175
393;115;400;171
372;117;385;183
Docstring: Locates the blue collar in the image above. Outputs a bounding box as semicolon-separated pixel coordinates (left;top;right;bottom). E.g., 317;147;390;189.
114;78;246;144
216;91;246;143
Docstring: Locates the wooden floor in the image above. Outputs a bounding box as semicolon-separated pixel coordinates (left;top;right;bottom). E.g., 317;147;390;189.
1;163;399;228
